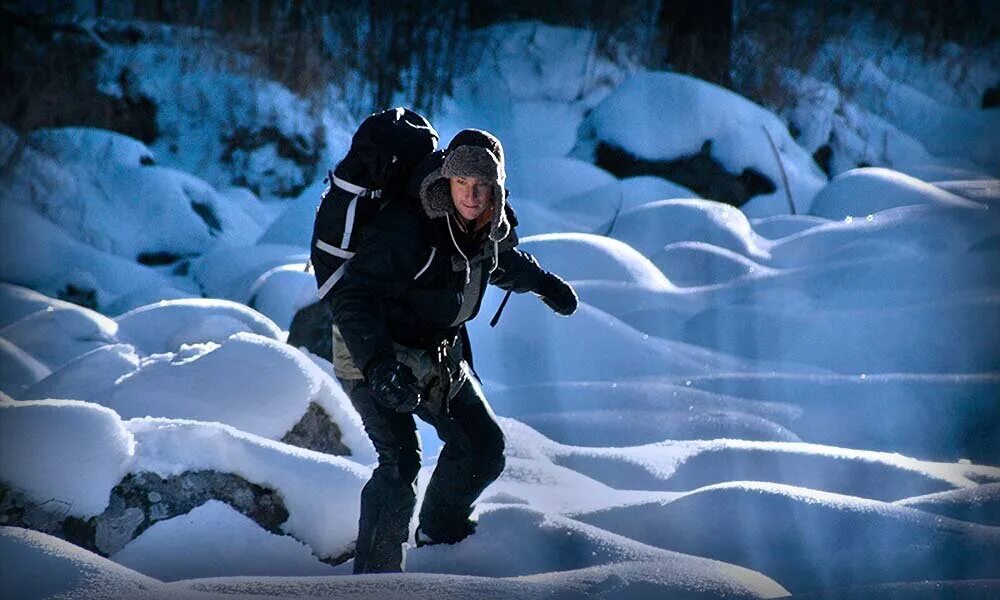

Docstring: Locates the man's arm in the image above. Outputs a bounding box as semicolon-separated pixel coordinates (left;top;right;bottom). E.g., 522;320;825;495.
328;208;424;375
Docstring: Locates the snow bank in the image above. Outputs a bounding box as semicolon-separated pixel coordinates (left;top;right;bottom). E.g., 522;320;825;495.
106;333;367;451
115;298;282;355
256;179;324;248
519;233;672;288
489;382;800;447
0;400;135;517
575;72;826;213
0;283;83;329
28;126;155;168
0;336;51;396
409;503;779;591
127;418;369;559
0;527;184;600
244;264;318;330
809;167;985;219
8;127;262;259
469;298;758;386
650;242;776;287
190;243;309;301
895;483;1000;526
112;500;337;581
576;481;1000;593
18;343;140;403
0;202;189;311
0;301;120;370
606;199;771;260
553;439;981;502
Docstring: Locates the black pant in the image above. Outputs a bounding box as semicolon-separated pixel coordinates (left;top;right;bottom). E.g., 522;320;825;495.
339;374;506;573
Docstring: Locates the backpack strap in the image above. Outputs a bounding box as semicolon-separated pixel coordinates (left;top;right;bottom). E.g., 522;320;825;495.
331;172;382;199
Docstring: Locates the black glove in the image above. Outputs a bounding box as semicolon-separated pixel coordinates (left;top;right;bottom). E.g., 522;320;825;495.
365;356;422;413
534;272;578;316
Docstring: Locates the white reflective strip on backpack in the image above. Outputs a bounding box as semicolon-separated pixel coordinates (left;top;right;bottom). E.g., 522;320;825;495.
413;247;436;280
316;261;349;299
315;238;356;259
332;175;382;199
341;193;360;249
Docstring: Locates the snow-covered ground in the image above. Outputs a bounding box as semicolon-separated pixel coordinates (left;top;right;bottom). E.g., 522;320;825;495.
2;15;999;600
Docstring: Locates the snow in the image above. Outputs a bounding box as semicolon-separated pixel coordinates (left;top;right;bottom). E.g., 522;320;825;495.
518;233;672;289
113;500;338;581
0;336;51;396
575;72;827;213
0;300;120;370
0;527;192;600
114;298;282;355
127;417;369;560
99;332;368;452
895;483;1000;527
0;400;136;517
0;201;191;311
5;127;263;260
808;167;986;218
18;343;140;404
605;199;771;260
575;481;1000;593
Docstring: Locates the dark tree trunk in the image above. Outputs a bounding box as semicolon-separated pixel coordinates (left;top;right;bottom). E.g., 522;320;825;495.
655;0;733;88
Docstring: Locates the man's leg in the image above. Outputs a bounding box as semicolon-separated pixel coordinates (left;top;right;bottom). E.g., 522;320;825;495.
416;374;505;543
339;378;421;573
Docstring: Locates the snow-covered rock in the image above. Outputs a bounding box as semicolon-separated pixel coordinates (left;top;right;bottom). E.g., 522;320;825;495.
574;72;827;213
0;400;136;517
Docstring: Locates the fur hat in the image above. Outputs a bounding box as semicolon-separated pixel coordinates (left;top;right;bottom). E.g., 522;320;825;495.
419;129;511;243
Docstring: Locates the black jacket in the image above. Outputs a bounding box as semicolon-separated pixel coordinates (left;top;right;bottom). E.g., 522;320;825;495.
328;172;547;375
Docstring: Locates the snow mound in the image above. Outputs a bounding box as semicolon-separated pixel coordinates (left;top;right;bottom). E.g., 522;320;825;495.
0;282;84;329
895;483;1000;527
606;199;770;260
0;202;188;311
181;559;786;599
555;439;978;502
7;127;262;259
407;503;784;599
1;301;119;370
28;127;156;167
576;481;1000;593
0;400;135;517
256;178;324;248
19;343;141;403
0;337;51;396
470;299;757;386
650;242;776;287
809;167;985;219
190;243;309;301
127;417;369;559
112;500;336;581
576;72;826;213
519;233;672;288
0;527;181;600
106;333;365;449
115;298;282;355
748;214;830;239
489;382;800;447
244;265;317;330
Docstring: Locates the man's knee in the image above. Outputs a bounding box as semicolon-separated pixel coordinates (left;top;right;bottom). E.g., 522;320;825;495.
471;425;505;482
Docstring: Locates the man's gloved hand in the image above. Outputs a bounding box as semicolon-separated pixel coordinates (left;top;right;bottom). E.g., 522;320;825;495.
365;356;422;413
535;272;578;316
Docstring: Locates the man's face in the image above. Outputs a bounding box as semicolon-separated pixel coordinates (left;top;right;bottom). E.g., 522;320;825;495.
449;176;493;221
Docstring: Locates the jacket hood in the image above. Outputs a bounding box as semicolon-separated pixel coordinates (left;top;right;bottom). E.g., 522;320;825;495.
418;129;511;244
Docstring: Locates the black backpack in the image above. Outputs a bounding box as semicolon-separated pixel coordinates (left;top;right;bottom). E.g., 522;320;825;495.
310;107;439;298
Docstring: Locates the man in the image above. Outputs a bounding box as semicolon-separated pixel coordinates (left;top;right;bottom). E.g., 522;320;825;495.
328;128;578;573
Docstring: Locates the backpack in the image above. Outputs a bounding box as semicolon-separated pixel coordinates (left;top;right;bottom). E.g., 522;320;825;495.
310;107;439;299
